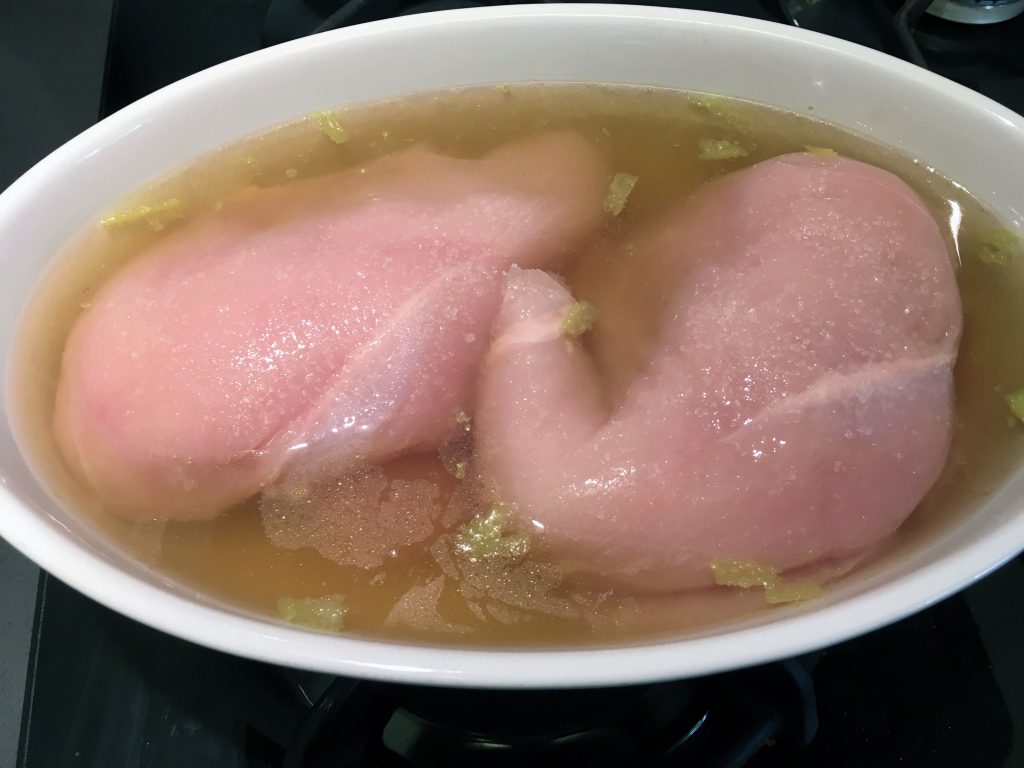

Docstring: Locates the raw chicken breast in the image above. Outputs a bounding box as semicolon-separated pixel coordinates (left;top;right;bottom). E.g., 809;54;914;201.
55;133;607;520
476;153;962;591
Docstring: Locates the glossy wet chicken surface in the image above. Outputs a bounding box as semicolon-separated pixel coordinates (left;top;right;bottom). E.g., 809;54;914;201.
13;84;1024;647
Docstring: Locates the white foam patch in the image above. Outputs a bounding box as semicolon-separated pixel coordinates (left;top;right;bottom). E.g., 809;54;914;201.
261;465;441;568
384;575;473;634
428;532;635;628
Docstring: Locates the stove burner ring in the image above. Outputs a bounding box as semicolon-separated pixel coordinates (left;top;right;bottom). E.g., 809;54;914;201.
926;0;1024;24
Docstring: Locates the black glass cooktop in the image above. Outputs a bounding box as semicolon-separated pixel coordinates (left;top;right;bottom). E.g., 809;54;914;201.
3;2;1024;766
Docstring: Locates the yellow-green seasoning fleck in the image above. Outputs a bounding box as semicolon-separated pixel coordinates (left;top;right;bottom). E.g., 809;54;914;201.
101;198;185;233
710;558;777;589
455;504;530;561
694;95;750;130
979;228;1021;266
1005;388;1024;423
452;461;468;480
710;559;822;605
765;580;824;604
278;595;347;632
317;111;350;144
804;145;838;157
697;139;750;161
603;172;638;216
560;301;599;338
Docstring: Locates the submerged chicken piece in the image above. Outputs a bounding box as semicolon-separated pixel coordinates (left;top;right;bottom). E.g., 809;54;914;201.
476;153;962;591
55;133;607;520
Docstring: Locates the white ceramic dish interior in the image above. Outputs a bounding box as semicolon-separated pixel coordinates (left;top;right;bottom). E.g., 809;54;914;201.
2;4;1024;689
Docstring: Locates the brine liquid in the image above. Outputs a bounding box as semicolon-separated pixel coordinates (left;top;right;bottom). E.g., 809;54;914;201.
13;84;1024;648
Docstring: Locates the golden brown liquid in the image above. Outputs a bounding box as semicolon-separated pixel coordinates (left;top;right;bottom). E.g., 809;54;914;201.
13;84;1024;648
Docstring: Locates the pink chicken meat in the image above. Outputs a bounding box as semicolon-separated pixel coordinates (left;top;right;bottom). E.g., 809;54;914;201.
55;133;607;520
476;153;962;591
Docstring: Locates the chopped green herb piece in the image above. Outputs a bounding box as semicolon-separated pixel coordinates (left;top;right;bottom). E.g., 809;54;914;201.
278;595;347;631
765;580;824;604
711;559;822;605
559;300;599;338
804;145;838;157
1005;388;1024;423
710;558;777;589
694;95;750;130
979;248;1011;266
697;139;750;161
603;172;638;216
979;228;1021;265
101;198;185;233
317;111;350;144
455;504;530;561
986;228;1020;252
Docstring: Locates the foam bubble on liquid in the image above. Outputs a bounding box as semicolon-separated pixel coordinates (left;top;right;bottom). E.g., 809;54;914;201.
260;464;441;568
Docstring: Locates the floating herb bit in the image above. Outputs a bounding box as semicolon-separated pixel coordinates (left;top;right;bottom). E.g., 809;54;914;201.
979;228;1021;265
1005;388;1024;423
694;95;750;130
804;145;838;157
603;172;638;216
765;580;824;604
277;595;347;631
317;111;350;145
710;558;776;589
710;558;821;604
697;139;750;161
101;198;185;233
452;461;468;480
455;410;471;426
455;503;530;561
559;300;599;338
